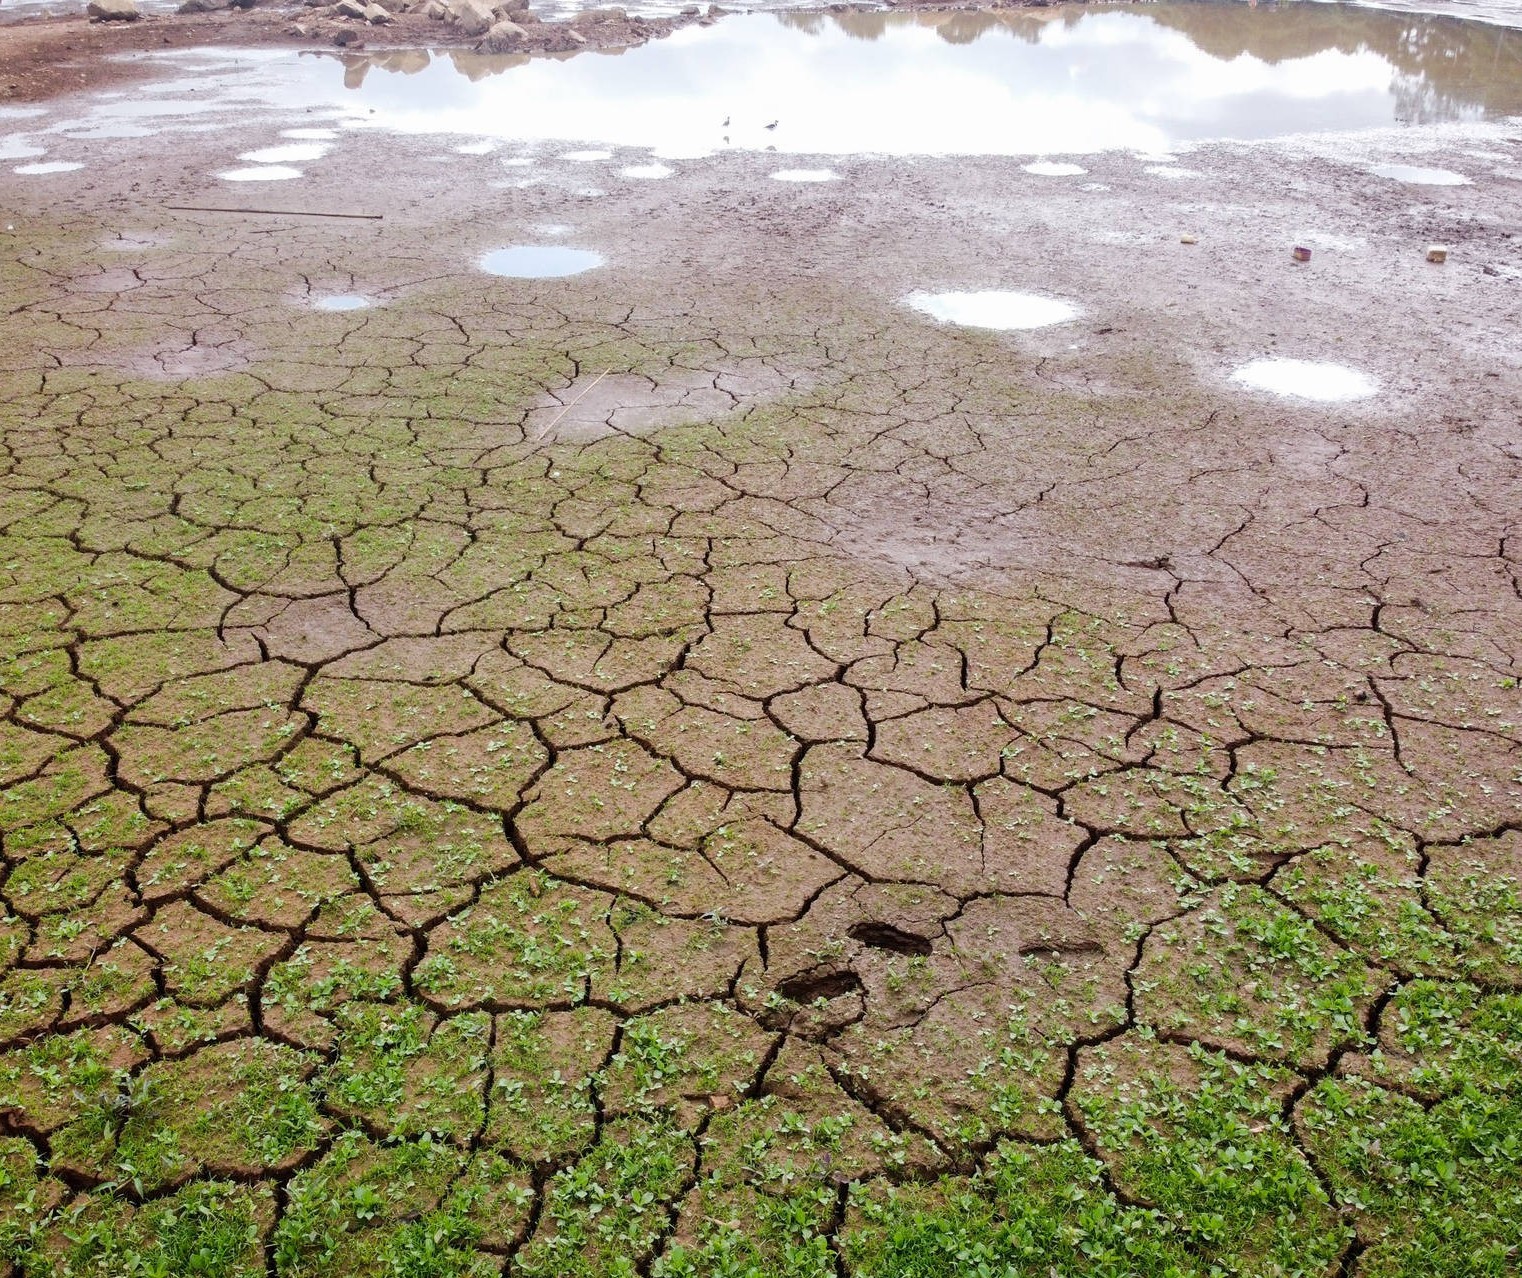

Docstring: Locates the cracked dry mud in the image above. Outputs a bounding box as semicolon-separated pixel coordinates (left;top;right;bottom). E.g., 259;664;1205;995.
2;47;1522;1278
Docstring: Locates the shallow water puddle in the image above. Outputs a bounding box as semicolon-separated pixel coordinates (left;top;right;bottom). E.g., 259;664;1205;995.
0;137;46;160
97;2;1522;158
1023;161;1086;176
240;143;330;163
313;294;372;311
906;290;1079;331
14;160;82;174
1231;358;1378;402
772;168;839;182
1370;162;1472;184
480;245;604;277
623;163;673;179
219;165;303;181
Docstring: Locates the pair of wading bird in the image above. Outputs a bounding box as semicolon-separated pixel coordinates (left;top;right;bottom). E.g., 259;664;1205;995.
721;116;777;144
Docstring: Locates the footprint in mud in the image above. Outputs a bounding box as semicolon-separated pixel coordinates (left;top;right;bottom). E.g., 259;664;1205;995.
847;920;934;956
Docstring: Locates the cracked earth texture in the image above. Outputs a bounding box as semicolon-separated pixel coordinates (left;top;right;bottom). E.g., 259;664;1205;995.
2;42;1522;1278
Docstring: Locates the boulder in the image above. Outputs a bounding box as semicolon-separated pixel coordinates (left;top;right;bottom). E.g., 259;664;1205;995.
365;2;393;21
332;25;361;42
177;0;228;11
448;0;495;36
479;17;525;49
423;0;446;16
86;0;141;19
335;0;366;16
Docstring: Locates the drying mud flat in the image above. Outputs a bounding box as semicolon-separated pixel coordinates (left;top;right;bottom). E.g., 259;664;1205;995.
1;2;1520;1275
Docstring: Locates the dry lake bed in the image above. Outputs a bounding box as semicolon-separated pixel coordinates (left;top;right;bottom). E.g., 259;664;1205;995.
0;1;1520;1274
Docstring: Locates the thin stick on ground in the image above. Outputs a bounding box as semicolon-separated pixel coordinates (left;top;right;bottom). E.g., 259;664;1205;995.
166;205;385;220
535;368;613;442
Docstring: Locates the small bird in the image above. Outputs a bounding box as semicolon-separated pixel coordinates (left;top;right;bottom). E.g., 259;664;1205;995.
722;116;730;127
765;120;778;130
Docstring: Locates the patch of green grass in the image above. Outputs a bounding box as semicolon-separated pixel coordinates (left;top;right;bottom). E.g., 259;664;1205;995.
1299;1076;1522;1276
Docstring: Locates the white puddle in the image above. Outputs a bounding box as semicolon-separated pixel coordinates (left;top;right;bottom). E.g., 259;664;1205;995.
1370;163;1471;185
906;290;1080;331
313;294;372;311
455;140;498;154
502;156;536;166
480;245;604;278
622;163;673;179
561;149;612;162
1145;165;1201;179
218;165;303;181
282;127;339;140
14;161;82;174
772;168;840;182
0;137;46;160
1231;358;1378;402
241;143;329;163
1023;161;1087;176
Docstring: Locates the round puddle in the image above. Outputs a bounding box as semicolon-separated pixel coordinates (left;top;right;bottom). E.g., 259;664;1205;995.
772;168;839;182
1023;161;1086;176
0;138;45;160
480;245;604;278
906;290;1079;331
240;143;329;164
219;165;302;181
561;149;612;162
313;294;371;312
622;163;673;179
1370;163;1470;186
14;161;82;174
1231;358;1377;402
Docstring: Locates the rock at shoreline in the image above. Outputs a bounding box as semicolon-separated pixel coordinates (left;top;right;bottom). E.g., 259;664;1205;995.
87;0;142;19
480;17;525;49
447;0;495;36
364;1;393;21
177;0;228;11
